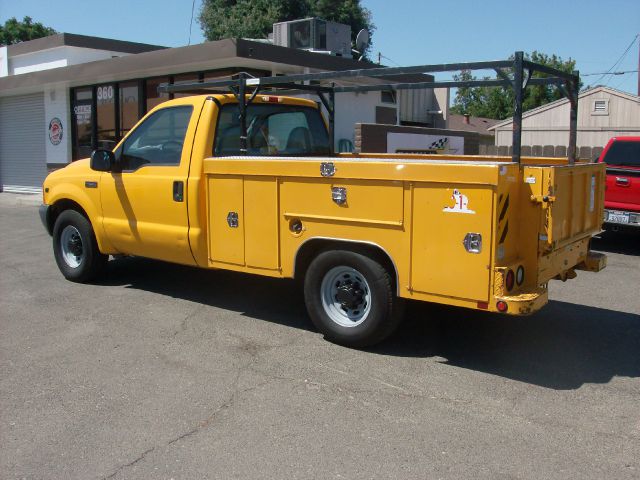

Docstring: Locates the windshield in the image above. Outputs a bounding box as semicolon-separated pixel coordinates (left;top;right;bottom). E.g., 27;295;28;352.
603;140;640;167
214;103;330;157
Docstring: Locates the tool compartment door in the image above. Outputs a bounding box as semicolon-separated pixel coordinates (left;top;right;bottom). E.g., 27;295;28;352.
208;175;245;265
207;175;280;270
544;164;605;248
410;184;494;301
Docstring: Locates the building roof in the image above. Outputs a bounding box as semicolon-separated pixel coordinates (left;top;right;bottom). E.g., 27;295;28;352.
6;32;167;56
488;86;640;130
0;37;432;97
448;114;498;135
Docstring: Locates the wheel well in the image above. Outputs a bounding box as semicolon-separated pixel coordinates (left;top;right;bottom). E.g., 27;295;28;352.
294;239;399;294
48;199;90;233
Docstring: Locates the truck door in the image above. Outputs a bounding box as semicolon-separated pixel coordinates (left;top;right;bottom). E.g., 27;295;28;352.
99;105;198;265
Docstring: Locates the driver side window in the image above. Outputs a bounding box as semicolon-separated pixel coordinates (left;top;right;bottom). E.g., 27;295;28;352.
119;105;193;171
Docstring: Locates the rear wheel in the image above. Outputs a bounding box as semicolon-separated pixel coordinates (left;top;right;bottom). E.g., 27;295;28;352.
52;210;107;282
304;250;404;347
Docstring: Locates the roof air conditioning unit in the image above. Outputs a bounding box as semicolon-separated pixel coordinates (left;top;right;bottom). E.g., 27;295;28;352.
273;18;352;58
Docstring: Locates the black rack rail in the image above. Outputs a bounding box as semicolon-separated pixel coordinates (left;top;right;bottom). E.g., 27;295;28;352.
159;51;580;164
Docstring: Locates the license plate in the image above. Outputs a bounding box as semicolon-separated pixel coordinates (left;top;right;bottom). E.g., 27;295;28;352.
607;211;630;224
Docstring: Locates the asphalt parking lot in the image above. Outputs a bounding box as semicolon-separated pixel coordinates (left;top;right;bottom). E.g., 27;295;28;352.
1;197;639;480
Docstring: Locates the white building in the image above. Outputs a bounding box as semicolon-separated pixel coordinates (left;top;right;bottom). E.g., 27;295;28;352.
489;86;640;149
0;32;448;193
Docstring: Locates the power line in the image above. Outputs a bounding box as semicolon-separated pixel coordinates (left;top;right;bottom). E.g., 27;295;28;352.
377;53;402;67
582;69;638;77
591;34;639;86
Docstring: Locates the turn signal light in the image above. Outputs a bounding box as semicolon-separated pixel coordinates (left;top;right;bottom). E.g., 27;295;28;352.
496;301;508;313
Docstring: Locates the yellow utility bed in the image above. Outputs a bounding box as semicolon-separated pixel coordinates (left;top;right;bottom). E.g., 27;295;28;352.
204;155;606;315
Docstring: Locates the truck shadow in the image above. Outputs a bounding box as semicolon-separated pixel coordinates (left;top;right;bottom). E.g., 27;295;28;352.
99;257;639;391
100;257;312;332
375;300;640;390
591;229;640;256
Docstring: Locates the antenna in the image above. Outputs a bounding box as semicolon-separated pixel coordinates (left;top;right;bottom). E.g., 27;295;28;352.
352;29;370;60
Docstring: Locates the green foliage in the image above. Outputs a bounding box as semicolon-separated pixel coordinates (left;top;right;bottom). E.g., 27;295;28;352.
0;16;56;46
451;51;581;120
198;0;374;57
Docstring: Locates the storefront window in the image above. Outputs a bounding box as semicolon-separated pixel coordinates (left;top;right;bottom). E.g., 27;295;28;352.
96;83;117;150
119;81;140;137
146;77;170;112
72;87;93;159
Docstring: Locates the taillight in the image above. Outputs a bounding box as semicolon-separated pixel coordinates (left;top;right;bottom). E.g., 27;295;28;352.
496;301;508;313
505;269;515;292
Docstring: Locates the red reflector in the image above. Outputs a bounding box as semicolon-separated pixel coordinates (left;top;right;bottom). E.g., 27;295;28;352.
505;269;515;292
477;301;489;310
496;301;508;313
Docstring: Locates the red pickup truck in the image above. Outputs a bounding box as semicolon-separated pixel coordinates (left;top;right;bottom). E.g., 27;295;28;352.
598;137;640;229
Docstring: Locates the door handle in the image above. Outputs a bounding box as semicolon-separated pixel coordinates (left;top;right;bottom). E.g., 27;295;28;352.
173;181;184;202
615;177;630;187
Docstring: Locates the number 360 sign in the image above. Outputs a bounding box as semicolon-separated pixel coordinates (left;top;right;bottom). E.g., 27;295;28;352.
97;86;114;101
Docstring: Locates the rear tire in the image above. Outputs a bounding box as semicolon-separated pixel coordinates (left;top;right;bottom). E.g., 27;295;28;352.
52;210;107;283
304;250;404;348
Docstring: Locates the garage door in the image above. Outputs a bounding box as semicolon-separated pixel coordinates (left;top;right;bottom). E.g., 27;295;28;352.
0;94;47;192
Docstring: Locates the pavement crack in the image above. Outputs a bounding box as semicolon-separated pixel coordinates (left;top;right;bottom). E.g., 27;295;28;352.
162;335;265;448
172;304;206;336
100;447;155;480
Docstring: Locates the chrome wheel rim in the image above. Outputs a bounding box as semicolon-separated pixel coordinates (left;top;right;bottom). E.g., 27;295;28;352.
60;225;84;268
320;266;372;327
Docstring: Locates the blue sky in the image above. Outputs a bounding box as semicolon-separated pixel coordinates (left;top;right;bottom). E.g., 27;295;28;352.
2;0;638;94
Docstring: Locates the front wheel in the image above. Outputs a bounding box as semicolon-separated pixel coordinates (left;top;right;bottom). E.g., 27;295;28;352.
304;250;404;348
52;210;107;282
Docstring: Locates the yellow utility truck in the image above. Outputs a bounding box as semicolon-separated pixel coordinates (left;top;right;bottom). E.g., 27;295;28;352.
39;54;606;346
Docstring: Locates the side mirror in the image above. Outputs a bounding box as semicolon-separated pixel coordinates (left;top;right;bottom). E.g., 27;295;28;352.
90;149;115;172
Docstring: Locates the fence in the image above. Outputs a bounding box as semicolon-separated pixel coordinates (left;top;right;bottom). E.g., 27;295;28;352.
479;144;604;161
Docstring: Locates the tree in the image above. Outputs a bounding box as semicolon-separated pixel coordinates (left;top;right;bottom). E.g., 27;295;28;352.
451;51;581;120
198;0;374;58
0;16;56;46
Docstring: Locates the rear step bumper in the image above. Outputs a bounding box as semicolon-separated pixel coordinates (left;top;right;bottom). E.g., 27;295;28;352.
495;288;548;315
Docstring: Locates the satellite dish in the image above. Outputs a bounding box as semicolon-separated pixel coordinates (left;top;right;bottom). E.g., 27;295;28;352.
355;29;369;53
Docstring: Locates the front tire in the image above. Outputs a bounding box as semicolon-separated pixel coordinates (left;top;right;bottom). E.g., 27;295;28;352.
52;210;107;282
304;250;404;348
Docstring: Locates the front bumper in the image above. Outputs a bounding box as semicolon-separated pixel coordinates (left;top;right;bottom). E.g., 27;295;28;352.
39;204;53;235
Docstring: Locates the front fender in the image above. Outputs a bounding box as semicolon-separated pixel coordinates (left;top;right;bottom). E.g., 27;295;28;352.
45;182;116;254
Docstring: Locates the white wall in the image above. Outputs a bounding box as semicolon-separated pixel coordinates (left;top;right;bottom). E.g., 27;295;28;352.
10;46;129;75
433;88;449;128
43;85;72;164
0;46;8;77
295;89;387;151
334;90;386;150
